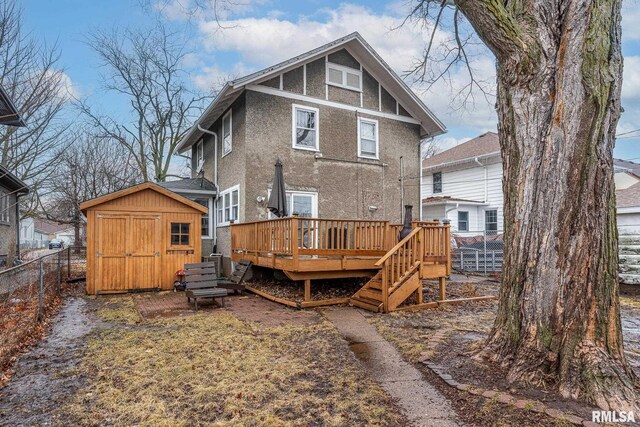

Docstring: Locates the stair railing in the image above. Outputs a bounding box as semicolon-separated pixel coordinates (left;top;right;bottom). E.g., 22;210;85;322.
374;226;424;312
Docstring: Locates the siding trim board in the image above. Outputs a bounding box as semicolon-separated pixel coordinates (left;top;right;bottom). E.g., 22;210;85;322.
248;85;421;127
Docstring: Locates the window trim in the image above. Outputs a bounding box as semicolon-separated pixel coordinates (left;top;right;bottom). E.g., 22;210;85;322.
325;62;362;92
291;104;320;152
433;172;442;194
457;211;469;232
485;209;498;233
222;109;232;157
267;189;318;219
192;196;214;239
0;190;9;224
357;117;379;160
196;139;204;170
169;222;193;248
216;184;240;227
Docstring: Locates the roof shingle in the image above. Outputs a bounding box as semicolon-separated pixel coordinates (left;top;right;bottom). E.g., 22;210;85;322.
423;132;500;169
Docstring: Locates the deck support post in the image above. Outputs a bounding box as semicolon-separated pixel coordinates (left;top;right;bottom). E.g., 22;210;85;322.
438;276;446;301
304;279;311;302
417;282;424;304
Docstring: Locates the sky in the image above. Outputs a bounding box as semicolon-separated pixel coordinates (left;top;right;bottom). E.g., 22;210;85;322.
20;0;640;163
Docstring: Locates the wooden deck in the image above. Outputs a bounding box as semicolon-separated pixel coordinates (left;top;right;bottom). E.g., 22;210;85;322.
231;217;455;312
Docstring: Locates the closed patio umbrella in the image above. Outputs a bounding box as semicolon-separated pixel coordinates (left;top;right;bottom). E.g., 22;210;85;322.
267;158;287;217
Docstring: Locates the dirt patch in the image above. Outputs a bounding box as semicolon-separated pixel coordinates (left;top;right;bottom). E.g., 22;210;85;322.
366;280;636;426
247;278;365;303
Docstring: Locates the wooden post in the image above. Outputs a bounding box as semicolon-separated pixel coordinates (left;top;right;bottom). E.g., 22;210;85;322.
291;215;299;270
439;276;446;301
304;279;311;302
382;267;389;313
417;227;425;279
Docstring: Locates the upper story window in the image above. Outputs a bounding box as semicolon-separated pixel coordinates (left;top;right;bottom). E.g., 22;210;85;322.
326;62;362;91
292;104;319;151
358;117;378;159
222;110;232;157
0;191;8;223
458;211;469;232
196;139;204;170
217;185;239;227
433;172;442;193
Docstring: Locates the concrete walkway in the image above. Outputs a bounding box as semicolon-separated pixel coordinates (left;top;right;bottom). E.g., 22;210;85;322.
324;307;462;427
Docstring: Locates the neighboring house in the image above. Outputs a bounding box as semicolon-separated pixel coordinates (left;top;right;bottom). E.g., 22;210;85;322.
617;182;640;284
171;32;446;270
20;218;73;249
0;165;29;265
422;132;503;235
55;226;77;246
421;131;640;277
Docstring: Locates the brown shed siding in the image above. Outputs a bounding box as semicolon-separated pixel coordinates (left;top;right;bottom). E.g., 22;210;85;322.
83;186;204;294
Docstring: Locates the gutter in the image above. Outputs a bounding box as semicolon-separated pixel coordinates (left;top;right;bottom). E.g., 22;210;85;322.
423;150;501;173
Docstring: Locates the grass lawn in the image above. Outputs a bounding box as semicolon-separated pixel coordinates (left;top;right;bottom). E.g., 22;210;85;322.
60;297;405;426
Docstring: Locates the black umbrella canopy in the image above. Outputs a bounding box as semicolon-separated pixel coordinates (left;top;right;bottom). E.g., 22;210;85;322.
267;158;287;218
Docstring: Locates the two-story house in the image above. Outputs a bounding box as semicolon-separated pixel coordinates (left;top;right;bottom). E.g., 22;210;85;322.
172;32;446;270
0;85;28;267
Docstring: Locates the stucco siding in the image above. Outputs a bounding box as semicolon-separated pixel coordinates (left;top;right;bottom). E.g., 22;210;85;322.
0;182;17;261
283;66;304;94
305;58;325;99
362;69;379;110
328;49;359;69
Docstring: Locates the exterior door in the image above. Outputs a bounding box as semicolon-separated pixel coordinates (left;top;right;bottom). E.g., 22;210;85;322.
97;214;130;292
128;215;161;289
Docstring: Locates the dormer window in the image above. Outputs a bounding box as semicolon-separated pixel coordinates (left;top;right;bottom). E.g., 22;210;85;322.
326;62;361;91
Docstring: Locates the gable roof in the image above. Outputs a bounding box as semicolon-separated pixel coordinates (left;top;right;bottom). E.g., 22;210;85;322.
422;132;500;170
176;32;446;153
0;164;29;194
0;85;26;127
33;219;70;234
617;181;640;209
79;182;208;214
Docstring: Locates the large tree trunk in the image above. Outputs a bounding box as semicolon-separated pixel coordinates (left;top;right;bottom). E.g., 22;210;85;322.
457;0;639;411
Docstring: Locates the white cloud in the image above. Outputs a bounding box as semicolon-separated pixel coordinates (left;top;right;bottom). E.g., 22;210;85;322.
195;3;497;131
623;56;640;100
47;70;80;101
622;1;640;41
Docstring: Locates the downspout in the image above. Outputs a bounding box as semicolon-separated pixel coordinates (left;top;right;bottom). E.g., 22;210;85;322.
445;203;459;224
474;157;488;203
198;125;219;250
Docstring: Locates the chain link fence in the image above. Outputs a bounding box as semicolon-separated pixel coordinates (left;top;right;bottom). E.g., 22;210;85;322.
450;229;503;276
0;247;86;372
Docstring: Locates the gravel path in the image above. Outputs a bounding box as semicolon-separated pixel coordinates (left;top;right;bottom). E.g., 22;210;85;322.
323;307;462;427
0;298;96;426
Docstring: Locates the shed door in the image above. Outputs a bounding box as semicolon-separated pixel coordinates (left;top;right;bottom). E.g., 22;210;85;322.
129;215;160;289
97;214;129;292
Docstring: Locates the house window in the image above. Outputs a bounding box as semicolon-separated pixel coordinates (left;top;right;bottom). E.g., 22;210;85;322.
269;191;318;219
292;104;319;151
326;62;362;91
485;210;498;234
0;191;8;223
222;110;232;156
217;185;239;227
170;223;190;246
358;117;378;159
194;198;211;237
433;172;442;193
196;139;204;170
458;211;469;232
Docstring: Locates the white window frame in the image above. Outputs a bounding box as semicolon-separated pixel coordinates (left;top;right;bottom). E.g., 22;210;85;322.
191;196;214;239
291;104;319;152
217;185;239;227
357;117;379;159
268;190;318;219
457;211;469;232
485;209;498;233
196;139;204;170
222;109;232;157
0;190;9;224
325;62;362;92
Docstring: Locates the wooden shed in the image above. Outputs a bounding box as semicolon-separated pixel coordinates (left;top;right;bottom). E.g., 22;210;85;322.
80;182;207;295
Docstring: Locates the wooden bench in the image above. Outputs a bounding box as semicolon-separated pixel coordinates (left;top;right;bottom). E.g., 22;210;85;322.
184;262;228;310
217;260;252;293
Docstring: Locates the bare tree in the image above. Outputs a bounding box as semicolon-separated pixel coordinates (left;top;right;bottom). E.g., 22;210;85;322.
0;1;73;212
421;138;440;159
80;22;208;182
43;133;142;245
410;0;636;410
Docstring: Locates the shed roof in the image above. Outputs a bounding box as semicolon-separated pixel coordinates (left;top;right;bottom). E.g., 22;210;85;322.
79;182;208;214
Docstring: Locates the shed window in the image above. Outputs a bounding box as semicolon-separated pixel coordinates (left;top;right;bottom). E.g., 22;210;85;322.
433;172;442;194
170;223;190;246
222;110;232;156
0;190;8;223
292;104;319;151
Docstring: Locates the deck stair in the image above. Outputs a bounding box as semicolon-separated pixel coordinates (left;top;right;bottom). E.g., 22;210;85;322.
351;227;425;313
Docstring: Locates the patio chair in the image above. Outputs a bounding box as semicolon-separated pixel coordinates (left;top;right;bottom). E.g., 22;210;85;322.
183;261;228;310
217;260;252;294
